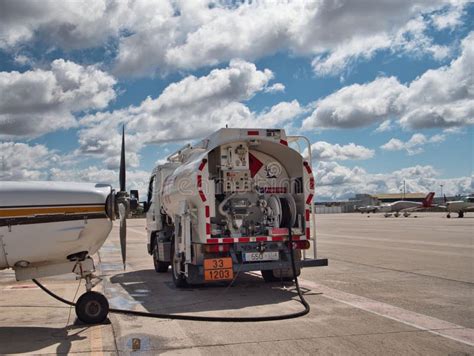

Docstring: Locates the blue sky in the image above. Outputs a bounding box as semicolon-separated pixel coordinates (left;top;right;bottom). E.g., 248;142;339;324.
0;1;472;200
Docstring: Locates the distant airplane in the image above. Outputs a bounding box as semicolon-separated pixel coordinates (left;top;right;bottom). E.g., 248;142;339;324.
380;192;435;217
357;205;379;214
442;195;474;218
358;192;435;217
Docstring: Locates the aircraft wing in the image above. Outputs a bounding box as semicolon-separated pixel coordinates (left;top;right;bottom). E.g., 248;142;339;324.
399;206;428;213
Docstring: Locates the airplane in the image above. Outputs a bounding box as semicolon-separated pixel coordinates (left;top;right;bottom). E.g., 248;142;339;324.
378;192;435;217
357;205;379;214
443;195;474;218
0;128;134;324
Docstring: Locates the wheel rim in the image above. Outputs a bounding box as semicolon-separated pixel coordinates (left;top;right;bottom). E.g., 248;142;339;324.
85;300;101;317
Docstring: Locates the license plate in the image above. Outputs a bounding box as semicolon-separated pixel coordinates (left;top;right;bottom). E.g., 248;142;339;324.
243;251;279;262
204;257;234;281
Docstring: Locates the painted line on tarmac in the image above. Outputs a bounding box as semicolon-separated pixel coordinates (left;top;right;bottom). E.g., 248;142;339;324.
299;278;474;347
90;325;104;356
127;227;147;236
318;233;474;249
319;240;471;258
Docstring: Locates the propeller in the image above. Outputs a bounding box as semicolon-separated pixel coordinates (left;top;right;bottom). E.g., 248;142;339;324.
116;125;128;269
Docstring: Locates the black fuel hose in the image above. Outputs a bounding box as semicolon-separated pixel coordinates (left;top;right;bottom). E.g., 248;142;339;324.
32;226;309;322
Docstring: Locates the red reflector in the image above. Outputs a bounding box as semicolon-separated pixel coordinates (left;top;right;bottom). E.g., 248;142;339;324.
306;227;310;239
256;236;267;242
309;177;315;189
280;139;288;146
270;227;289;236
199;191;207;202
239;237;250;243
288;240;310;250
198;159;208;171
305;209;310;222
306;194;313;205
303;161;312;174
205;205;210;218
205;244;231;253
206;223;211;235
223;238;234;244
207;238;218;244
197;175;202;188
247;130;259;136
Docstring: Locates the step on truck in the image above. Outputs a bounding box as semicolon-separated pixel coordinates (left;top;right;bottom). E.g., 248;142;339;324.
145;128;328;287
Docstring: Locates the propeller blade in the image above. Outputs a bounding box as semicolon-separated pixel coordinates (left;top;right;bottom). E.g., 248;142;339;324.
118;202;127;269
119;125;126;192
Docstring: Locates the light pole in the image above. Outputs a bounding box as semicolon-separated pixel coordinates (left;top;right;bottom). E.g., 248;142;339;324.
440;184;444;199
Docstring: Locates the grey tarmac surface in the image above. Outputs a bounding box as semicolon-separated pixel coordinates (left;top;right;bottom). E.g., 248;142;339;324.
0;212;473;355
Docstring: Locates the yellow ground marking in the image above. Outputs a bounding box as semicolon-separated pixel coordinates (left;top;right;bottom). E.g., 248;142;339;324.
90;325;104;355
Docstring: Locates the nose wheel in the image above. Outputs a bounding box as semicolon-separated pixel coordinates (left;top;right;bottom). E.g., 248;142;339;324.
75;291;109;324
71;259;110;324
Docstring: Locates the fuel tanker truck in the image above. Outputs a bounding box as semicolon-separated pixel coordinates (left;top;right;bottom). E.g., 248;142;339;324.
145;128;327;287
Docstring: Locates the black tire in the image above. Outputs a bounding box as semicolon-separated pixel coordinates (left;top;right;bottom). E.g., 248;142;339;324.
261;270;278;282
447;214;451;218
153;242;169;273
458;211;464;218
262;270;294;282
75;291;109;324
171;239;188;288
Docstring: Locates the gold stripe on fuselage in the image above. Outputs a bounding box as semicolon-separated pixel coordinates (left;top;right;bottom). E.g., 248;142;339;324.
0;206;105;218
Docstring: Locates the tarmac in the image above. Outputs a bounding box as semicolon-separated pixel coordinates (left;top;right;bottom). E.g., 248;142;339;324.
0;212;473;355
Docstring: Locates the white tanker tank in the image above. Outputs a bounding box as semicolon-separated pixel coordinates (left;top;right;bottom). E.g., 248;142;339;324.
145;128;327;287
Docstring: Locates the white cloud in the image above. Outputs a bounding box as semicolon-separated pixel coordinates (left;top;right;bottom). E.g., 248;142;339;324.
0;142;60;180
0;141;149;197
0;59;116;139
302;76;405;129
303;31;474;131
49;166;150;199
0;0;131;50
0;1;463;77
264;83;285;94
77;60;302;165
431;4;466;30
381;133;446;155
309;141;374;161
314;161;472;201
374;120;393;133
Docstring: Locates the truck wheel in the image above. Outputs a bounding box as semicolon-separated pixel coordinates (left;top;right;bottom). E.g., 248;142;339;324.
171;240;188;288
261;270;278;282
262;270;295;282
75;291;109;324
153;243;169;273
458;211;464;218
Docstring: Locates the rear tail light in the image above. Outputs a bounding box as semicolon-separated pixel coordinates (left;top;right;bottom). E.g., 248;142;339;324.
204;244;232;253
287;240;310;250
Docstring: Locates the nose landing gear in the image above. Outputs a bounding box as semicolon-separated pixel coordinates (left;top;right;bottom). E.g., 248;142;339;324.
73;259;109;324
75;290;109;324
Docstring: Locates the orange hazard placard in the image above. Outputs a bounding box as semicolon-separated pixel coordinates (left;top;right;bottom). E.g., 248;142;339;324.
204;257;233;281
